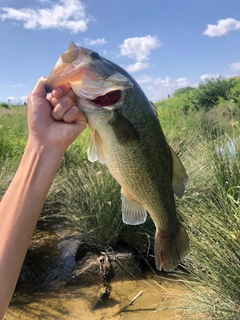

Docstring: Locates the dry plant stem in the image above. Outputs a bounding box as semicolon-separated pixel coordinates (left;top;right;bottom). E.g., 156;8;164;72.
116;289;146;314
128;290;146;306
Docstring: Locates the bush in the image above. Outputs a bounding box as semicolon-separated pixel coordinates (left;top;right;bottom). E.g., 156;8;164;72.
191;77;237;111
0;102;9;109
173;87;195;96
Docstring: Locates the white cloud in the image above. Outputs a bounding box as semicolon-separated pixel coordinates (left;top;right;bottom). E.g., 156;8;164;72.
144;77;196;102
37;0;52;4
126;62;149;72
203;18;240;37
229;62;240;70
144;77;173;101
0;0;91;33
155;77;171;87
12;83;24;87
176;77;188;87
20;96;28;103
136;75;153;84
7;96;15;101
200;73;220;81
120;35;161;62
84;37;107;46
119;35;161;73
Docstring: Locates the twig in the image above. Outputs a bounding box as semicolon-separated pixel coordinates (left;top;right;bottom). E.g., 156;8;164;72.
128;290;145;306
115;289;146;315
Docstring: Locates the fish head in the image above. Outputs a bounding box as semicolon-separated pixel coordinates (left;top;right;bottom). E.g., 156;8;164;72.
46;41;133;103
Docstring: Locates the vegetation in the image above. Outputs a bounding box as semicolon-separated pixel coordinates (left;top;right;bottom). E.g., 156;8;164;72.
1;76;240;318
0;102;9;109
156;76;240;319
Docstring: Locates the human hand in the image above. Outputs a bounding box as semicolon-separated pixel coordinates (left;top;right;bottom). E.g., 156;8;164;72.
27;77;87;151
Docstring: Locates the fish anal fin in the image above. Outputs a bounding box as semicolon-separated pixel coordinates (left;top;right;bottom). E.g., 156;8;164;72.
169;145;188;198
108;109;139;146
121;189;147;225
154;225;190;272
88;131;106;164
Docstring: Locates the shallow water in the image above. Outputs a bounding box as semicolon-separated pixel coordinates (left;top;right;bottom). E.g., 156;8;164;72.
4;230;189;319
5;276;188;320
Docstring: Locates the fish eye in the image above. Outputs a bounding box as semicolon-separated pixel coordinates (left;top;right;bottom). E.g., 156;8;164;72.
90;51;100;60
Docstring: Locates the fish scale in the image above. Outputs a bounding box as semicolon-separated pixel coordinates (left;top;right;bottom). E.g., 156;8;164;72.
46;41;190;272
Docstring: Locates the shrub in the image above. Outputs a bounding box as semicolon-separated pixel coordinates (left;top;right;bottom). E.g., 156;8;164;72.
0;102;9;109
191;77;237;111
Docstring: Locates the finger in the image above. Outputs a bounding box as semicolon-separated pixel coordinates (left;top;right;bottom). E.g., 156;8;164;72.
50;89;77;108
50;97;58;108
27;77;47;104
51;84;72;100
52;97;76;121
62;106;84;124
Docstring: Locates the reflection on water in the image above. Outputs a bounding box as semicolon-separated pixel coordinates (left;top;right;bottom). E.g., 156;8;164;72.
5;276;188;320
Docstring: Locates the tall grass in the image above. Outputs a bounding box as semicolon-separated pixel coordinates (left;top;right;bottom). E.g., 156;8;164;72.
44;161;155;250
155;96;239;318
1;100;239;318
0;106;28;160
172;131;240;319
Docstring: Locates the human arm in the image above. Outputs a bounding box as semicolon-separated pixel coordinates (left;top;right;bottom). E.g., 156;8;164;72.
0;77;87;317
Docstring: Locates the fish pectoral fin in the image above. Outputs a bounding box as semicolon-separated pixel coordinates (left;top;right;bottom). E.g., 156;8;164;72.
108;109;139;146
88;130;106;164
169;145;188;198
121;189;147;225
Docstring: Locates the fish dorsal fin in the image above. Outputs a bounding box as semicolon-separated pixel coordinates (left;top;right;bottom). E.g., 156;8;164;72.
121;189;148;225
169;145;188;198
88;131;106;164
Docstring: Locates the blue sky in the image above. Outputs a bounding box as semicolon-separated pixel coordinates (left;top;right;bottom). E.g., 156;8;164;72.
0;0;240;104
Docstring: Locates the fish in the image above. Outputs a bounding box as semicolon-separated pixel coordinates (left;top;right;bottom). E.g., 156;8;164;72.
46;41;190;272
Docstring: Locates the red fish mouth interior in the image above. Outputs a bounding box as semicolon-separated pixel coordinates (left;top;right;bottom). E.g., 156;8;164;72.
91;90;121;107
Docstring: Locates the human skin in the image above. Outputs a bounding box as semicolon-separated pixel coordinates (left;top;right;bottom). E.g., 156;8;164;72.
0;77;87;318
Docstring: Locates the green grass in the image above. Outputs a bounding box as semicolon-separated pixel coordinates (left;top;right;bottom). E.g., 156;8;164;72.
1;87;240;318
44;161;155;250
0;106;28;160
169;131;240;319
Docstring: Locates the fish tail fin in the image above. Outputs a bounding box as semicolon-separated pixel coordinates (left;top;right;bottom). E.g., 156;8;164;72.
154;224;190;272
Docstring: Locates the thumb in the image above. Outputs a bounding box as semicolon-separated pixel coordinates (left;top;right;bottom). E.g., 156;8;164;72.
28;77;47;104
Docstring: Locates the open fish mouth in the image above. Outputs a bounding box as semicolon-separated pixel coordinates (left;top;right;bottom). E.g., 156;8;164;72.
90;90;122;107
46;42;132;104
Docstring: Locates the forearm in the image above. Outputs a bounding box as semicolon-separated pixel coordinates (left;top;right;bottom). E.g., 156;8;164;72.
0;140;64;317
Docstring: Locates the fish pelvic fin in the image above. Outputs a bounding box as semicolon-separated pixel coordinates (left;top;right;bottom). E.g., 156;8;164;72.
88;130;106;164
169;145;188;198
121;189;148;225
154;224;190;272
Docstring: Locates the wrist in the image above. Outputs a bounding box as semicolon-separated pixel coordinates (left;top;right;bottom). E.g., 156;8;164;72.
26;137;66;160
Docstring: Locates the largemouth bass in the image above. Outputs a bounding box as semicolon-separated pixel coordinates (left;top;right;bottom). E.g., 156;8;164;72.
46;42;190;272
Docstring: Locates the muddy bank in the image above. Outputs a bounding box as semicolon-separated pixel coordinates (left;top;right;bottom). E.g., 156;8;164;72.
6;277;189;320
5;230;190;320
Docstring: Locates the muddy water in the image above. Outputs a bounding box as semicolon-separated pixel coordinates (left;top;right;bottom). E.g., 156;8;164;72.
5;277;188;320
4;230;189;319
